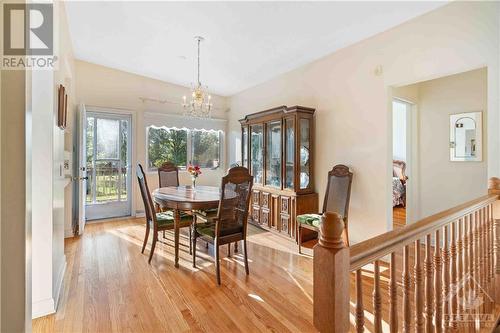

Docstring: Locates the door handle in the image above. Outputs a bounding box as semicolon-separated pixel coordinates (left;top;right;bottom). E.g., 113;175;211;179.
74;176;88;181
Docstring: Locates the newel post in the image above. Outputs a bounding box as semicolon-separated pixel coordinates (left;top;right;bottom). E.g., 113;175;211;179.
313;212;350;333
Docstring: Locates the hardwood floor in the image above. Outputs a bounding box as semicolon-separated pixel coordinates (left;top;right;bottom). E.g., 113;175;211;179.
32;217;499;332
393;205;406;228
33;218;317;333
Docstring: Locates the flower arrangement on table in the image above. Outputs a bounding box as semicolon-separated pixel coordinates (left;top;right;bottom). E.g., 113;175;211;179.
187;164;202;188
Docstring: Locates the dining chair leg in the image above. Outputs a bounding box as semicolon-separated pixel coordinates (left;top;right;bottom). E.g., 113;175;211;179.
174;210;180;268
234;241;239;253
141;224;150;254
298;225;302;254
163;230;165;239
188;227;192;255
205;242;209;249
148;232;157;264
243;239;249;275
192;233;197;268
227;243;231;257
215;240;221;285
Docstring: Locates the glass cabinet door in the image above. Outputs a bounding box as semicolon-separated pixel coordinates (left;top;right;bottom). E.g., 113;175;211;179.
242;127;248;168
250;125;264;184
266;121;282;188
299;118;311;189
284;118;295;189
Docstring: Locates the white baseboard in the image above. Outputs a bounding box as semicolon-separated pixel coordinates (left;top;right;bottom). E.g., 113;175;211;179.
32;297;55;319
135;210;145;218
53;256;67;310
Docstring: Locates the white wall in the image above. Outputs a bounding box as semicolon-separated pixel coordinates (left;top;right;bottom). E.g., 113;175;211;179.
416;68;488;219
227;1;500;242
75;60;230;216
392;101;407;161
31;0;74;319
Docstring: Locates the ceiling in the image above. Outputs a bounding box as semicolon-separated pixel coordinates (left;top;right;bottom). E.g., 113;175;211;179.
65;1;447;96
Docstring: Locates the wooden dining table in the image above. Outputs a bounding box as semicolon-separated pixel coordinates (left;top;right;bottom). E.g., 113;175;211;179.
152;185;221;267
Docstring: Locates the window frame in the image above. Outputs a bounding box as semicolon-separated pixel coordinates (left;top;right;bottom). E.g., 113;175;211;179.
146;126;224;172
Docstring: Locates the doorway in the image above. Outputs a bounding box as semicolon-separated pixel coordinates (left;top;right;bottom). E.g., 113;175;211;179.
85;112;132;220
392;99;411;227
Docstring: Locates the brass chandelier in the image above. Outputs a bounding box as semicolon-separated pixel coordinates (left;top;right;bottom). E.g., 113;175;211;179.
182;36;212;118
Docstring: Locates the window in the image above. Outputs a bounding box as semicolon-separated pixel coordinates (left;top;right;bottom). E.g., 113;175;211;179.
191;130;221;169
147;126;222;171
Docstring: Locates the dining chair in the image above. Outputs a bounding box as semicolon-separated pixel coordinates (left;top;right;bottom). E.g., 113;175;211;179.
192;166;253;285
158;161;180;187
136;163;192;263
297;164;353;253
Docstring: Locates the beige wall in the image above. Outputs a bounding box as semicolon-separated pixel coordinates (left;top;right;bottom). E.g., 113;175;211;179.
227;1;500;243
417;68;488;219
1;69;29;333
75;60;230;215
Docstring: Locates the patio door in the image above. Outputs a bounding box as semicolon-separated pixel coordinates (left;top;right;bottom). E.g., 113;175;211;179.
85;112;132;220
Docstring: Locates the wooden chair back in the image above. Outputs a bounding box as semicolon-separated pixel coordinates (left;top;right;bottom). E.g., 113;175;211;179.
137;164;157;229
322;164;353;222
216;167;253;238
158;162;180;188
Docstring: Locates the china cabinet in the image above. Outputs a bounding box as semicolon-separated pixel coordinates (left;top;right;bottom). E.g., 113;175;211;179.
239;105;318;241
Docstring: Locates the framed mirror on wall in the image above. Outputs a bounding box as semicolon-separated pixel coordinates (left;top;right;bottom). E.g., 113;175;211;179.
449;111;482;162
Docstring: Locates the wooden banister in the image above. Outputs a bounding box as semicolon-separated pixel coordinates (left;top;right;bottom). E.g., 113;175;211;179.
350;194;498;271
313;190;499;332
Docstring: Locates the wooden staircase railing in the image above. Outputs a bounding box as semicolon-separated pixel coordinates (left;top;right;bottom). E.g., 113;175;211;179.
314;191;499;332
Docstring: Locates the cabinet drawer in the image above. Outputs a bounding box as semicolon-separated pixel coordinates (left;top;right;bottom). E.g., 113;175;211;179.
280;196;290;214
252;206;260;223
280;214;290;234
261;208;270;226
252;190;260;205
261;192;270;208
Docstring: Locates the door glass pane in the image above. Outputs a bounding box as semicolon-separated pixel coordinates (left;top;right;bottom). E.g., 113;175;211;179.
242;127;248;168
120;119;128;201
250;125;263;184
96;118;120;159
285;118;294;189
86;117;95;203
300;118;311;189
266;121;281;187
94;160;121;202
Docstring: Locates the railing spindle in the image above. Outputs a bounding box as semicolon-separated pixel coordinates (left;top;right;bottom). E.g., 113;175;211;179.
389;252;398;333
403;245;411;333
356;269;364;333
487;205;493;291
457;218;464;314
488;204;494;295
443;225;450;330
475;211;482;318
415;239;424;332
463;215;470;318
450;221;458;329
424;234;433;332
434;229;442;332
469;213;476;329
373;260;382;333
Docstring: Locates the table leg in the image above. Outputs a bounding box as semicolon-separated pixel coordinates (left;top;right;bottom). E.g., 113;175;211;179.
174;209;180;268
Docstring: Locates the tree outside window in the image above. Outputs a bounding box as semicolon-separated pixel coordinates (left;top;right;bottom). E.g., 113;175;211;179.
191;130;220;169
147;127;188;169
147;127;222;171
